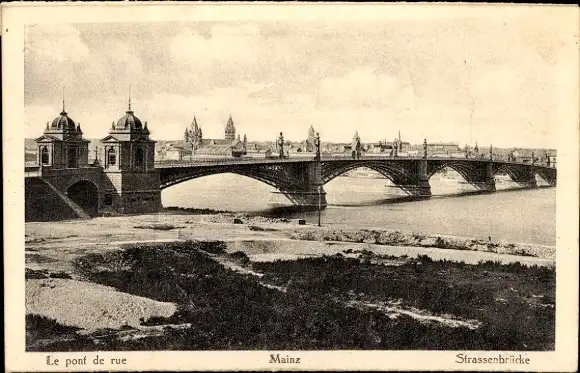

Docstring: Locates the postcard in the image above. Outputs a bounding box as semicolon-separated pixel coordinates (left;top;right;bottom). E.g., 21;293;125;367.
3;2;579;372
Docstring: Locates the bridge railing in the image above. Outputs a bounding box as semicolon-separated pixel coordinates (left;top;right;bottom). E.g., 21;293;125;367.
153;154;555;168
154;156;320;167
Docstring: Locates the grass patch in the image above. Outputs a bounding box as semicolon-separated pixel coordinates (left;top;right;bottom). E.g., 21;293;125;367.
228;251;251;266
26;268;73;280
164;206;229;214
25;238;46;244
26;314;96;352
254;255;555;351
133;224;185;231
26;253;57;264
29;242;551;351
248;225;278;232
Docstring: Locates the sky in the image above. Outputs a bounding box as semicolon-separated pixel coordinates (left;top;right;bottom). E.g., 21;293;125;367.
24;17;570;148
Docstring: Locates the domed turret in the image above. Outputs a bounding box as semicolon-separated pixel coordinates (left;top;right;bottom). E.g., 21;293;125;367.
115;110;143;130
36;96;90;169
50;110;77;131
113;96;143;131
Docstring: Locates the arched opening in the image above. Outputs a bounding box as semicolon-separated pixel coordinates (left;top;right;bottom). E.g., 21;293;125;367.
325;166;402;206
493;166;529;190
40;146;49;165
67;147;78;168
107;148;117;167
161;173;274;212
428;165;474;195
66;180;99;217
135;148;145;169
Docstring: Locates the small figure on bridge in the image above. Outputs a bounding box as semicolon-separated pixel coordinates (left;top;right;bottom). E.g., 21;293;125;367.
489;145;493;161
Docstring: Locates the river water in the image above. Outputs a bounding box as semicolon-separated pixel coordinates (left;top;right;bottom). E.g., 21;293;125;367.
162;173;556;246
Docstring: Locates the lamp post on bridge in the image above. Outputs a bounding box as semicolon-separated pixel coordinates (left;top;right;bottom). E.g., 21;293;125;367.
278;132;284;159
489;145;493;161
423;138;428;159
315;132;322;226
315;132;321;161
93;146;100;166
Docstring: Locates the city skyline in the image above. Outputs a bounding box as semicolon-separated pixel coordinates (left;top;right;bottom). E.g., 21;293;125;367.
25;15;570;148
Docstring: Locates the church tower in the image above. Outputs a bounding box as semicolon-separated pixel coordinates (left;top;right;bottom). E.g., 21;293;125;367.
100;97;161;213
191;116;203;149
398;130;403;152
225;114;236;142
307;125;316;152
35;97;90;170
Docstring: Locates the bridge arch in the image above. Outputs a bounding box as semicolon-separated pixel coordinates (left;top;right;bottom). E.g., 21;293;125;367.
493;163;530;183
66;180;99;217
321;161;411;186
160;167;300;191
427;161;482;182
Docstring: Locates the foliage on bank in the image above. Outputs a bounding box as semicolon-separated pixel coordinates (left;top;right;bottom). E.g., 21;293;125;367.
288;228;553;259
26;241;555;351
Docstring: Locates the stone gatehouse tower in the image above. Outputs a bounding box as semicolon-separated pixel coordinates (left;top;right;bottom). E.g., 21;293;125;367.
100;100;161;213
35;105;90;170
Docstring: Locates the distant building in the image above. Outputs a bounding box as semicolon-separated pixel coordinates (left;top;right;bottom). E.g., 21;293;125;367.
304;125;316;152
171;114;247;158
224;115;236;142
427;142;460;154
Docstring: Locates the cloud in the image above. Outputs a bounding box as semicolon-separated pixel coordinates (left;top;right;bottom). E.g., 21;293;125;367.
23;19;568;149
169;24;263;68
25;24;89;63
318;67;400;109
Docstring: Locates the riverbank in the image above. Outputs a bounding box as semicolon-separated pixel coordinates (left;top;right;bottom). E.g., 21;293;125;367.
25;212;555;351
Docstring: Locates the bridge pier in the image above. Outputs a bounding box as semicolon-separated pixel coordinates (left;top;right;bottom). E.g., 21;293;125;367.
395;181;432;197
468;181;497;192
397;159;432;197
517;179;538;189
517;167;538;189
470;162;496;192
268;188;327;210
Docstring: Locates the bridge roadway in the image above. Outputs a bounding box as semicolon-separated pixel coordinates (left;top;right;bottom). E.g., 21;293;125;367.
153;155;548;168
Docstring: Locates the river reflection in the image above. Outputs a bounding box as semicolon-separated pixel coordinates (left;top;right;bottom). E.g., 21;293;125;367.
162;173;556;246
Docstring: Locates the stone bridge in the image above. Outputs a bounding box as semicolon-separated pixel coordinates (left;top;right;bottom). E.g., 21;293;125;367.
24;102;557;218
155;156;557;208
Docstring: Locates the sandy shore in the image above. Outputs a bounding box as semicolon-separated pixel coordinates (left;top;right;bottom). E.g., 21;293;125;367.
24;212;555;346
25;212;555;266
